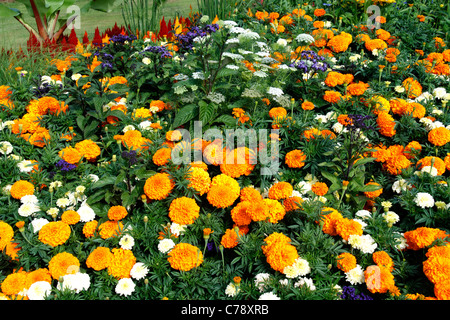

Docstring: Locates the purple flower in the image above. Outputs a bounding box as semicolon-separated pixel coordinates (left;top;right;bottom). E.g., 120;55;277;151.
55;159;77;172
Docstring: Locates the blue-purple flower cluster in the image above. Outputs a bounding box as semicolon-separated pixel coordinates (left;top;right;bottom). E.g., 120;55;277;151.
141;45;173;59
175;23;220;53
110;34;138;44
340;286;373;300
289;50;329;73
55;159;77;172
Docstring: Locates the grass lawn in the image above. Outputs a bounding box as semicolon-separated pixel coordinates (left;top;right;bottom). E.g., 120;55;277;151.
0;0;197;50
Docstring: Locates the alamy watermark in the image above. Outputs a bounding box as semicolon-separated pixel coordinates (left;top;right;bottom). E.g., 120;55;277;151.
170;121;280;176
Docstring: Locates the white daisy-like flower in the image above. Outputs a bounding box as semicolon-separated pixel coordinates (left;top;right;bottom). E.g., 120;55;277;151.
344;265;365;285
294;277;316;291
392;178;411;193
123;125;135;133
170;223;186;236
31;218;49;233
20;194;39;205
119;234;135;250
259;292;280;300
348;234;377;254
414;192;435;208
17;160;35;173
77;202;96;222
158;238;176;253
382;211;399;226
27;281;52;300
56;198;70;208
115;278;135;297
355;209;371;220
225;283;240;297
139;120;152;131
283;257;311;278
254;273;271;292
0;141;13;155
58;272;90;293
18;203;40;217
130;262;149;280
433;87;447;99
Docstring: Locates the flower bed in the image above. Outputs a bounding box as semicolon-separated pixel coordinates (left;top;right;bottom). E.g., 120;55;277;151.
0;0;449;300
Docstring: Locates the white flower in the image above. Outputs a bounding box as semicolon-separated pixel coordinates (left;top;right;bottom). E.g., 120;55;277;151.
17;160;35;173
392;179;410;193
225;38;240;44
267;87;284;97
56;198;70;208
75;186;86;194
332;122;344;133
394;232;407;250
71;73;82;81
254;273;271;292
225;283;240;297
348;234;377;254
296;181;312;194
295;33;315;45
123;125;135;133
229;26;245;34
420;166;438;176
435;201;447;210
58;272;90;293
383;211;399;226
139;120;153;131
142;57;151;65
31;218;49;232
0;141;13;155
77;202;96;222
238;30;260;40
433;87;447;99
20;194;39;205
120;234;135;250
315;115;328;123
158;238;175;253
276;38;287;46
394;85;405;93
27;281;52;300
431;108;443;116
294;277;316;291
18;203;40;217
283;257;311;278
49;180;63;189
355;209;371;220
345;265;365;285
259;292;280;300
115;278;135;296
414;192;435;208
130;262;149;280
192;71;205;80
46;207;59;217
170;223;186;236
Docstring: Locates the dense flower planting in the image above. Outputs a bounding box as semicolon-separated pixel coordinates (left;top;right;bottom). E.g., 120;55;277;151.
0;0;450;300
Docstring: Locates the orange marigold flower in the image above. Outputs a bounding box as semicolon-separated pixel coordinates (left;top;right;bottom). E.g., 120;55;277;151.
283;196;303;212
220;147;256;178
428;127;450;146
404;227;448;250
311;182;328;196
285;149;306;168
48;252;80;280
0;221;14;251
10;180;34;200
144;172;175;200
25;268;51;288
98;220;123;239
302;128;322;141
383;154;411;175
365;38;387;51
221;228;242;249
1;271;27;296
86;246;113;271
114;130;152;152
187;167;211;196
0;85;12;100
324;71;346;87
167;243;203;271
263;241;299;273
268;181;293;200
153;147;172;166
301;101;315;110
108;205;128;221
75;139;101;162
336;252;357;272
335;218;363;241
327;32;352;53
107;248;136;279
363;182;383;199
373;251;394;272
404;141;422;159
376;111;396;137
83;220;98;238
264;198;286;223
314;8;326;17
376;29;391;41
240;186;263;202
149;100;166;112
168;197;200;225
320;207;343;236
247;200;270;222
231;201;252;226
364;265;397;294
38;221;71;247
445;153;450;171
268;107;287;120
58;146;82;165
347;81;369;96
402;77;422;99
206;174;240;208
323;90;342;103
61;210;80;225
417;156;446;176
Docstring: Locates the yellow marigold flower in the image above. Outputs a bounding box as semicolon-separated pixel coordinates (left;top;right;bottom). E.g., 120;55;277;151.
144;172;174;200
0;221;14;252
336;252;357;272
263;241;299;273
376;111;396;137
107;248;136;279
240;186;263;202
167;243;203;271
1;271;27;296
107;205;128;221
61;210;80;225
83;220;98;238
220;147;256;178
58;146;82;165
402;77;422;99
187;167;211;195
75;139;101;162
48;252;80;280
247;200;270;222
206;174;240;208
25;268;51;288
38;221;71;247
98;220;123;239
10;180;34;200
168;197;200;225
264;198;286;223
428;127;450;147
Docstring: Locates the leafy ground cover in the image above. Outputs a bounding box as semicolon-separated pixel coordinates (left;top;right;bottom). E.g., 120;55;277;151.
0;0;450;301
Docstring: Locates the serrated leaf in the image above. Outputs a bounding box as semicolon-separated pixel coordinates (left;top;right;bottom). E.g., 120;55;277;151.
172;104;198;128
199;102;217;124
